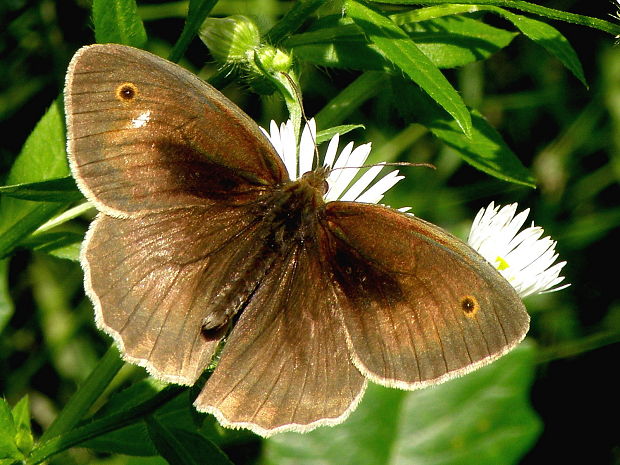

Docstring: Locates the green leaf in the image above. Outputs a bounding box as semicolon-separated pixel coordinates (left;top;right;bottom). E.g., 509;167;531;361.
316;124;365;144
0;259;13;333
264;343;541;465
345;0;472;137
0;99;70;259
289;15;516;70
146;416;234;465
0;400;21;461
11;397;33;456
39;346;124;444
82;379;255;457
402;15;516;68
84;420;156;457
20;231;83;261
0;177;82;202
169;0;219;62
486;7;587;87
82;381;165;456
370;0;620;36
29;385;185;464
93;0;147;47
394;78;535;186
1;101;68;189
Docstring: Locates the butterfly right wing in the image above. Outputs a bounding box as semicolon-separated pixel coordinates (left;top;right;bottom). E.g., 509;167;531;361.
324;201;529;390
83;203;268;385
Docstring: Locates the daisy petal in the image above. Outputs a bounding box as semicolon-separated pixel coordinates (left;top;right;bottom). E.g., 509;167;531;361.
260;118;408;208
280;120;297;180
298;118;316;176
354;170;404;204
325;143;372;201
339;164;383;202
326;142;355;200
323;133;340;169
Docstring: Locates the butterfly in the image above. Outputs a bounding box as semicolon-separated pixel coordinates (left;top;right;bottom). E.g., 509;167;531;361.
64;43;529;437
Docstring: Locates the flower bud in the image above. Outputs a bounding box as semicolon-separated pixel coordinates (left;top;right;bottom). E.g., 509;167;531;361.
199;15;260;65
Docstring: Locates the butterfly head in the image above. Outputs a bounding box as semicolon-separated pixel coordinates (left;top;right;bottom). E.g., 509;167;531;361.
300;166;330;199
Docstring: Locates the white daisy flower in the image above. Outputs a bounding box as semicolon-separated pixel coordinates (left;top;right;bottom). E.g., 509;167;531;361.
260;118;405;205
468;202;570;298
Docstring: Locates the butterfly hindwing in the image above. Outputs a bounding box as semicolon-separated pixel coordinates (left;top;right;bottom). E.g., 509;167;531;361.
325;202;530;389
83;204;270;384
194;240;367;436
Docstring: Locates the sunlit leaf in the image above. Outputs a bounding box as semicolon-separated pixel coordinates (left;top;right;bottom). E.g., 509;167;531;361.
483;7;587;87
0;399;22;462
394;78;535;187
371;0;620;36
11;398;33;456
0;99;69;258
345;0;472;137
289;15;516;70
0;177;81;202
316;125;365;144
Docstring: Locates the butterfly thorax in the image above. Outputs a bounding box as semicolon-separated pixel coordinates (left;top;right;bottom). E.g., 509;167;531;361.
201;167;327;332
260;166;328;244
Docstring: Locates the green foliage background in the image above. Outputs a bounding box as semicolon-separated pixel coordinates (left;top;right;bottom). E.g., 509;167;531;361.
1;0;619;464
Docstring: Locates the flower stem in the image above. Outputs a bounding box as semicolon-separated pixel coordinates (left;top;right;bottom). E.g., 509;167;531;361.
29;384;185;465
39;345;124;443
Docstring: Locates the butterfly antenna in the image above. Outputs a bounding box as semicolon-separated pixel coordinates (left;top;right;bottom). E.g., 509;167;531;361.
330;161;436;172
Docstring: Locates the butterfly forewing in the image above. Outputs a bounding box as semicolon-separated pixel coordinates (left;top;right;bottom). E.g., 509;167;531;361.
65;44;287;217
325;202;530;389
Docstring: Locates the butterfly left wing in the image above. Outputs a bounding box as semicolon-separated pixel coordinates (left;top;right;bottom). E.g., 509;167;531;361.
65;44;287;217
194;240;367;437
65;43;292;386
324;202;530;389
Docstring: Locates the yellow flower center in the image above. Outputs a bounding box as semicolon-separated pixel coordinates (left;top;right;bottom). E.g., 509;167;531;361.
495;256;510;271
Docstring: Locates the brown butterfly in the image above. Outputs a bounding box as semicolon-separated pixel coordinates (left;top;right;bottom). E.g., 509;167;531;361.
64;44;529;437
